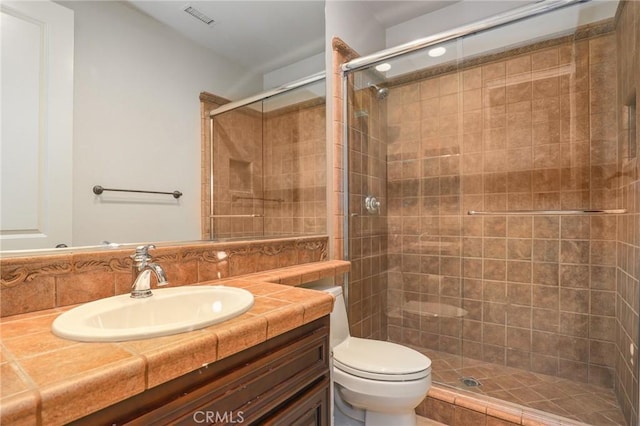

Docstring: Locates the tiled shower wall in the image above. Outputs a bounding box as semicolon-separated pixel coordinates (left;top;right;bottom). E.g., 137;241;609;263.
210;106;264;238
384;27;622;389
615;1;639;423
263;100;327;236
207;99;326;240
346;72;388;340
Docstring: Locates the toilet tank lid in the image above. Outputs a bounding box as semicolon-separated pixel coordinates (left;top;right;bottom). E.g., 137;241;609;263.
303;284;342;297
321;286;342;297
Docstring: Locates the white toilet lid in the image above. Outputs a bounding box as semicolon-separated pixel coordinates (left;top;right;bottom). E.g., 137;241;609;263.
333;337;431;381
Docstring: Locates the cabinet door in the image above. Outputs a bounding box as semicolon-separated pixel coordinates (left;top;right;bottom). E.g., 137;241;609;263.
71;318;330;426
260;377;330;426
159;329;328;425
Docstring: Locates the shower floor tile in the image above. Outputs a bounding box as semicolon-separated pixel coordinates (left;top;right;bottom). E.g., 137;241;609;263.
423;349;626;425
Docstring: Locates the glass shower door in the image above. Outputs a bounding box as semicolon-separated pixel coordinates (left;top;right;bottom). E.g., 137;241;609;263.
345;39;467;364
343;1;629;423
210;79;327;240
211;100;265;239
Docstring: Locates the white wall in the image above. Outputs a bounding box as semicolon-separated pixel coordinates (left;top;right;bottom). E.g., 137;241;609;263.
59;1;262;246
263;52;325;90
385;1;532;48
325;1;386;58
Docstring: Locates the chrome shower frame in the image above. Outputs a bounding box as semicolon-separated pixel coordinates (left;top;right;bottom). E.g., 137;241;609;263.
341;0;583;73
209;71;325;117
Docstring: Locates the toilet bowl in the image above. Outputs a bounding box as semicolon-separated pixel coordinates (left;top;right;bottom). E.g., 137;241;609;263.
314;285;432;426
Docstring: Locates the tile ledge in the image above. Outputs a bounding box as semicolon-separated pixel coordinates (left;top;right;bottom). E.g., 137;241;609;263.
0;277;336;424
427;384;589;426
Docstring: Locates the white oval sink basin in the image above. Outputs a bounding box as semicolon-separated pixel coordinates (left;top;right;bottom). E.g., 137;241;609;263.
51;286;254;342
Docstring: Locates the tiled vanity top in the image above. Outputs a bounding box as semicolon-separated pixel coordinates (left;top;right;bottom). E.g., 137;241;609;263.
0;260;349;425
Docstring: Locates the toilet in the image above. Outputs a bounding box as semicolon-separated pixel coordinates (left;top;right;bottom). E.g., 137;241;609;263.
317;285;432;426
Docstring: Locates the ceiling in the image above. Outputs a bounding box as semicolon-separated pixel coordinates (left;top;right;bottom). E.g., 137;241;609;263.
365;1;457;28
127;1;458;76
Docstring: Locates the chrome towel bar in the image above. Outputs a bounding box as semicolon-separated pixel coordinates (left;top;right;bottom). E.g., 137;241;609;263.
209;214;263;218
232;195;284;203
468;209;627;216
93;185;182;199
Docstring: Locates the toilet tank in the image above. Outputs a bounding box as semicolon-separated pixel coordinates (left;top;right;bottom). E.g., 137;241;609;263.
302;282;350;349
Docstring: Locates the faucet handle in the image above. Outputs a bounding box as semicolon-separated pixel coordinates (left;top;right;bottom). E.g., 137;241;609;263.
132;244;156;261
135;244;156;255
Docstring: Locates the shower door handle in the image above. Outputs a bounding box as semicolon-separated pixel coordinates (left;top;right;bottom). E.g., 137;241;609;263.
365;195;381;214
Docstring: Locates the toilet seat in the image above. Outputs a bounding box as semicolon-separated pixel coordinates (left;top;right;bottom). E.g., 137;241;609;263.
333;337;431;382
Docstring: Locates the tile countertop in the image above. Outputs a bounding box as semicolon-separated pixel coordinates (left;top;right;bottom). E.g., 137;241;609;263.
0;260;349;425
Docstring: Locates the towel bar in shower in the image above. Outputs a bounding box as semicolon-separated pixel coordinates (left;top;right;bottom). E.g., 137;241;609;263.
93;185;183;199
468;209;627;216
232;195;284;203
209;214;264;218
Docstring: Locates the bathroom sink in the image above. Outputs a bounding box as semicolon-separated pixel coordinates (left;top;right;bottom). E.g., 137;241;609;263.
51;286;254;342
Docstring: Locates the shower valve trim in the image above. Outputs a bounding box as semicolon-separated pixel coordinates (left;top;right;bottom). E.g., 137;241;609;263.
365;195;381;214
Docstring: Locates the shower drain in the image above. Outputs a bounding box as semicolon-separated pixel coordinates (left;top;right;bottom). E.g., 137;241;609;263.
460;376;482;387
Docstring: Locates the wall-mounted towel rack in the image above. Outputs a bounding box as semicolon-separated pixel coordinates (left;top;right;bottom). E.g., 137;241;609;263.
468;209;627;216
232;195;284;203
93;185;183;199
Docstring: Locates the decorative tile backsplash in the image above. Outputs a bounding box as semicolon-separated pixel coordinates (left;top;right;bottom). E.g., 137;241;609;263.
0;236;328;317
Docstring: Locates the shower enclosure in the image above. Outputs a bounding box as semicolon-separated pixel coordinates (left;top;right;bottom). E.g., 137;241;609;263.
343;1;638;425
207;76;327;240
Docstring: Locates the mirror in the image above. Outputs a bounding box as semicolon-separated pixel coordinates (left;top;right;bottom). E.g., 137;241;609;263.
0;0;325;252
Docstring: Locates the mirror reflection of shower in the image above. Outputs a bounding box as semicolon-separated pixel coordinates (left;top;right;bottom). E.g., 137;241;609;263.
368;82;388;100
208;73;327;240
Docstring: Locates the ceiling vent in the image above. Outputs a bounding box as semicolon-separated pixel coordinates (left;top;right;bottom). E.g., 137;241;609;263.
183;5;214;25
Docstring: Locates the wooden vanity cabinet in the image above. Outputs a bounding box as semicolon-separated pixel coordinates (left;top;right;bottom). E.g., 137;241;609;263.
72;317;330;426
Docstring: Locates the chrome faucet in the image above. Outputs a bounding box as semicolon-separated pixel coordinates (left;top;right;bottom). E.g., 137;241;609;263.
130;244;168;298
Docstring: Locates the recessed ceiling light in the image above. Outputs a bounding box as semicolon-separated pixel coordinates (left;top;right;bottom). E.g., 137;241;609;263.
428;47;447;57
375;63;392;72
